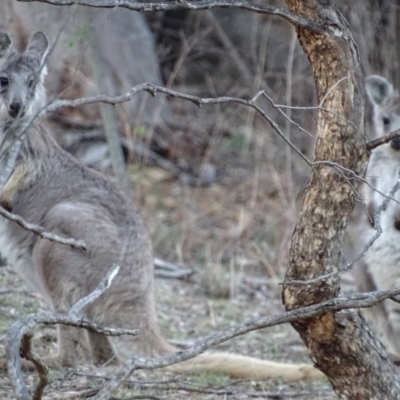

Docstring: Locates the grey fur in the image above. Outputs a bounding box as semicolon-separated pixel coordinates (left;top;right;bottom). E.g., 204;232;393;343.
0;30;14;66
0;31;173;366
0;31;47;122
355;75;400;361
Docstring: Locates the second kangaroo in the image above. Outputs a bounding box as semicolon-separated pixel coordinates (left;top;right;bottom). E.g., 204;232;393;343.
355;75;400;362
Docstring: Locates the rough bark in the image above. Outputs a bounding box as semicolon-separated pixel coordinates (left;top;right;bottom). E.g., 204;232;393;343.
282;1;400;398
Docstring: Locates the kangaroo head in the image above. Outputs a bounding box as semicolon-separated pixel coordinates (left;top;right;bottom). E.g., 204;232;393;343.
0;30;48;121
366;75;400;151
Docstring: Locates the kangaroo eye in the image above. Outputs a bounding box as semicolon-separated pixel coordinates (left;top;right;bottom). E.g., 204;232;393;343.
28;79;34;88
0;77;9;88
383;116;391;127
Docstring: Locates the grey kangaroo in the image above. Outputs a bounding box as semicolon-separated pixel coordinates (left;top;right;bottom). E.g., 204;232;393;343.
355;75;400;362
0;30;322;381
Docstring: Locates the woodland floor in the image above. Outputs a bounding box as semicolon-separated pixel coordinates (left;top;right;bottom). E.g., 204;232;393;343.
0;264;336;400
0;116;342;399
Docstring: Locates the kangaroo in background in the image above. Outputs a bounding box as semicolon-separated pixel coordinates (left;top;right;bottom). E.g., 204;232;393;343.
355;75;400;362
0;30;322;381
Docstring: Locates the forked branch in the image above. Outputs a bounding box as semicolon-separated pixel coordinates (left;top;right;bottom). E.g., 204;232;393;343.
6;265;137;400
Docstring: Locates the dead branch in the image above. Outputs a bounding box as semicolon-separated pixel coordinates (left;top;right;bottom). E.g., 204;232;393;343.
17;0;324;32
43;83;313;168
20;334;48;400
94;285;400;399
0;205;87;250
70;264;120;315
366;129;400;151
62;371;334;399
6;265;137;400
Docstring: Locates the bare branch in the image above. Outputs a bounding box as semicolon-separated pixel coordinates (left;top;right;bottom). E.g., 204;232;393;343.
71;372;333;398
366;130;400;151
44;83;313;168
70;264;120;315
6;265;137;400
20;335;48;400
94;286;400;399
0;205;87;251
17;0;324;31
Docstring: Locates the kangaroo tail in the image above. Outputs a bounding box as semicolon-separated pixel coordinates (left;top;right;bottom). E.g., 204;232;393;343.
108;311;322;382
167;351;323;382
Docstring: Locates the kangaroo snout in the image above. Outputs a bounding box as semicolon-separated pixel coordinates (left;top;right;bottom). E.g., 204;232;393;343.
391;136;400;151
8;101;22;118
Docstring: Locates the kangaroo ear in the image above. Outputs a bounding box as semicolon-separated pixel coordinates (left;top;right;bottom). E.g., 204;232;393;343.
25;31;49;67
0;30;14;66
365;75;393;107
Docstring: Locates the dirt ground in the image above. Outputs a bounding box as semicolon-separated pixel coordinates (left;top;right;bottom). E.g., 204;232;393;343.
0;265;335;400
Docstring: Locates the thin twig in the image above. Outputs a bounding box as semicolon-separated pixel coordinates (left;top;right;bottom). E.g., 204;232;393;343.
0;205;86;250
58;372;333;399
43;82;314;168
366;129;400;151
70;264;120;315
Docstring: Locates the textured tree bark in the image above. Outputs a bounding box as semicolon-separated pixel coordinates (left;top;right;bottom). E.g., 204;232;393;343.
282;1;400;398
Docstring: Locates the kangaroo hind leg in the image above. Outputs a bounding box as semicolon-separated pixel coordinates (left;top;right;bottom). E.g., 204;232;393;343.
33;237;93;366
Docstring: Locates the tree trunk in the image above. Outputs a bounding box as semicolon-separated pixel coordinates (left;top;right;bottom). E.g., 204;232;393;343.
282;1;400;398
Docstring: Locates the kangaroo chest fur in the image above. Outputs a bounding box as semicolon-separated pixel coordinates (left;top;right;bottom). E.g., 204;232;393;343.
0;217;41;290
0;156;47;293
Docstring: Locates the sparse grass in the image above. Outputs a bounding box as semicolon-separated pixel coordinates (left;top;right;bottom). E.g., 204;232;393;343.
189;371;231;388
